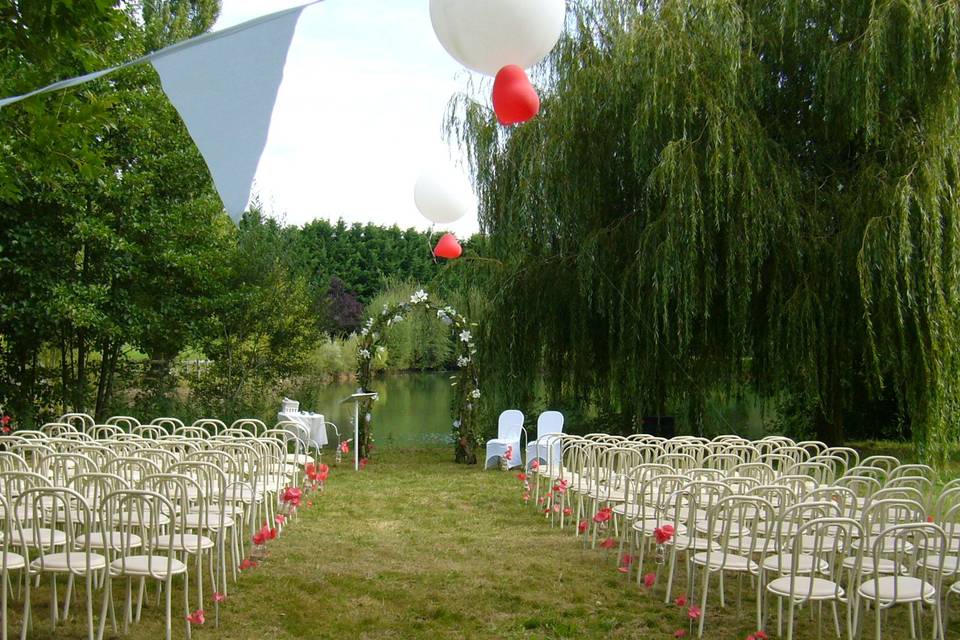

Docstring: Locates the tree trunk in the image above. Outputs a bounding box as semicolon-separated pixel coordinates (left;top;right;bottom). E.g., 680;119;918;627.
455;436;477;464
94;339;113;421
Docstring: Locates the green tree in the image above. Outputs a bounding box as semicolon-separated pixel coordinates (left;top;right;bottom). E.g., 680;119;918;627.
449;0;960;468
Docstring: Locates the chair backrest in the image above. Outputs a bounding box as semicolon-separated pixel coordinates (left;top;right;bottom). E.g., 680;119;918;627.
99;489;177;580
232;419;266;436
783;517;861;601
149;417;185;432
105;416;141;429
89;424;125;440
866;522;945;607
497;410;524;440
535;411;564;439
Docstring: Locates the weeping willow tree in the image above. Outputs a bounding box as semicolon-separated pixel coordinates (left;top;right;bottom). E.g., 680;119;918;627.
448;0;960;468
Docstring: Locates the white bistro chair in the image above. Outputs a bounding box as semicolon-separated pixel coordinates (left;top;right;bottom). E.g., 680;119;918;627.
484;410;525;470
525;411;564;470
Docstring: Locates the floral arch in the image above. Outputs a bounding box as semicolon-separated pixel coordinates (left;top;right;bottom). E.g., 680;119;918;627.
355;289;481;464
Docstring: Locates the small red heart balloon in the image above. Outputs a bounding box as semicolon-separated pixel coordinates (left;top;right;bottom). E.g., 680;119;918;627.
492;64;540;125
433;233;462;259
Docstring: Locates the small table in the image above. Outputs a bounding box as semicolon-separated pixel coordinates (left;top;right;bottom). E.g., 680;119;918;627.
277;411;329;447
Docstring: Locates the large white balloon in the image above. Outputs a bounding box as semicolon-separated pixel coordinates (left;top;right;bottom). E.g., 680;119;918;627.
414;165;475;225
430;0;566;76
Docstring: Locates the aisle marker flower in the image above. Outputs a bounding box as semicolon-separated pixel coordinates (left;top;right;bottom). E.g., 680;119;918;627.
654;524;675;544
186;610;205;625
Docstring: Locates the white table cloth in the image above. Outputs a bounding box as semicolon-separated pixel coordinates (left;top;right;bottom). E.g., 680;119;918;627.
278;411;328;447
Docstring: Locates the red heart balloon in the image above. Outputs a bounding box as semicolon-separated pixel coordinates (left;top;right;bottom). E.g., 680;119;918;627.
433;233;462;259
492;64;540;125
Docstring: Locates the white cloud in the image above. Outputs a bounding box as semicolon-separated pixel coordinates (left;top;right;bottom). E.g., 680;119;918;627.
214;0;483;236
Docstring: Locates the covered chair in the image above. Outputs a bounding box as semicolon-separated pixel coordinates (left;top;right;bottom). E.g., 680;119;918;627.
484;410;525;470
525;411;564;469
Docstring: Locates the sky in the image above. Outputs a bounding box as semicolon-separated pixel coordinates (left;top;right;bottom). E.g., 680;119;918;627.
213;0;481;235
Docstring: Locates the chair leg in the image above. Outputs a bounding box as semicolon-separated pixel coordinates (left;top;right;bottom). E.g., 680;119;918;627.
18;574;29;640
85;572;94;640
63;573;74;620
96;575;110;640
164;578;172;640
874;601;882;640
787;597;796;640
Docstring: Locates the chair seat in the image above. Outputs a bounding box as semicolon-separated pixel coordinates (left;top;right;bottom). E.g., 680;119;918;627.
154;533;215;553
668;534;714;551
7;528;67;548
633;519;688;537
767;576;843;601
692;551;757;572
77;532;143;551
109;555;187;577
284;453;315;466
840;555;906;575
0;551;26;571
725;535;771;554
763;553;828;575
918;555;960;575
614;503;641;518
183;512;234;529
857;576;935;603
112;512;170;527
31;552;106;573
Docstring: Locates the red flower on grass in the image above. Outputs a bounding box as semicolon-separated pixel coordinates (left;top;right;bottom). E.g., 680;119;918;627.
643;572;656;588
687;605;701;620
360;458;368;470
674;593;687;607
239;558;256;571
186;610;205;625
530;460;540;471
600;537;616;549
281;486;302;507
593;507;613;524
516;472;528;482
339;440;350;455
275;514;286;525
617;554;634;573
213;592;226;603
674;630;687;638
563;507;573;516
578;521;588;534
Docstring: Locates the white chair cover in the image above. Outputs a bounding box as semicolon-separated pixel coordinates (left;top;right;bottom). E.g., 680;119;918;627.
526;411;564;468
485;410;525;470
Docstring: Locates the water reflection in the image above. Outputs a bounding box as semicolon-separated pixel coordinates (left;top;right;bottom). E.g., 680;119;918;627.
299;372;454;448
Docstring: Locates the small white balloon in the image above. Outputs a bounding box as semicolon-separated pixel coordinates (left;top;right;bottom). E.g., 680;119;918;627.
414;165;475;225
430;0;566;76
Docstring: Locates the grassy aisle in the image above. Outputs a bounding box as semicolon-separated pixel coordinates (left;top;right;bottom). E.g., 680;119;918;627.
221;448;692;639
25;447;958;639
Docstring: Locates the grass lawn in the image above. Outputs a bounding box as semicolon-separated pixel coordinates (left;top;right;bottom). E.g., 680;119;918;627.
16;446;960;639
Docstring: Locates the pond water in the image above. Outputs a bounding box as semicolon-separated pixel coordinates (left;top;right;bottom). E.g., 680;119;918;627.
294;371;775;450
299;371;454;448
